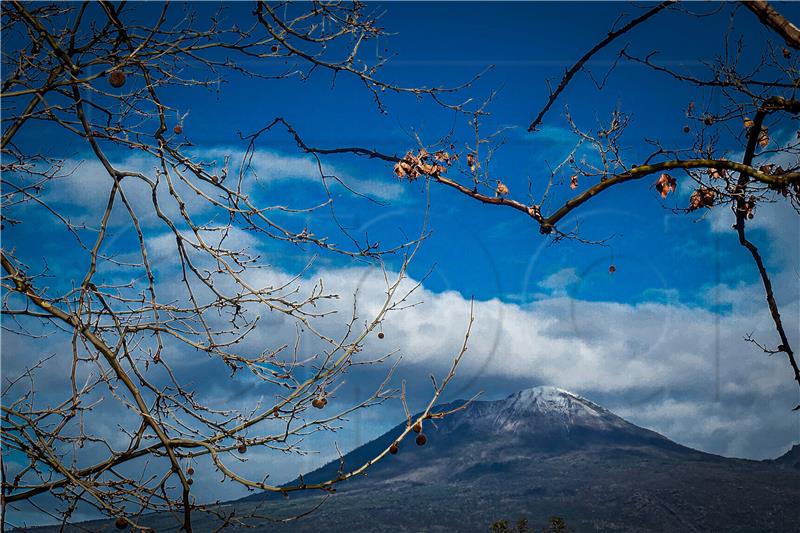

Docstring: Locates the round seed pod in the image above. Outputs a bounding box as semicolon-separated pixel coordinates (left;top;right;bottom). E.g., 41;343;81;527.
389;443;399;455
683;125;690;133
415;433;427;446
187;467;195;476
237;444;247;454
108;71;126;88
377;332;385;339
608;264;616;274
312;397;327;409
187;478;194;485
412;422;422;433
115;517;128;530
173;125;183;135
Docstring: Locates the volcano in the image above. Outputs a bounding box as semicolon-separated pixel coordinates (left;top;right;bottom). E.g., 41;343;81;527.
22;387;800;532
237;386;800;532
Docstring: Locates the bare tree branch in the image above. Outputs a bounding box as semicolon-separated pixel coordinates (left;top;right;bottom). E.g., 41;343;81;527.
743;0;800;49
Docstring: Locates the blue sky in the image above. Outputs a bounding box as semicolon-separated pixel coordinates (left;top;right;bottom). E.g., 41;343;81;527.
155;1;792;303
7;1;796;306
3;1;800;523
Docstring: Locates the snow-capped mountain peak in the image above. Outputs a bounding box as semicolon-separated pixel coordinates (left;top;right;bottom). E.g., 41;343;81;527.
489;385;627;434
505;386;605;416
239;385;799;533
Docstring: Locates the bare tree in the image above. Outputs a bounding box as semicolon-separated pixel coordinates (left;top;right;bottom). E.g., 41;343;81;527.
4;1;799;531
1;2;477;531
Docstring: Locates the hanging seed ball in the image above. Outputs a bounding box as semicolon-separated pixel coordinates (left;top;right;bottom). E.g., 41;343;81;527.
412;421;422;433
683;125;690;133
173;124;183;135
237;443;247;454
271;44;280;53
108;71;126;88
608;264;616;274
415;433;427;446
703;116;715;126
115;517;128;530
187;477;194;485
312;397;327;409
389;443;399;455
187;467;195;476
377;332;385;339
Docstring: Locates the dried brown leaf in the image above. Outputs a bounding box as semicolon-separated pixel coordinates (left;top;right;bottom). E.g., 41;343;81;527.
655;173;677;199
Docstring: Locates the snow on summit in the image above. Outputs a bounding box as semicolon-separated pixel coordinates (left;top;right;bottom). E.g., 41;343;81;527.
505;386;604;417
492;386;625;433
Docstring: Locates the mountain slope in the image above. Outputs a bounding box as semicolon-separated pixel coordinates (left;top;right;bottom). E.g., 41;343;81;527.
235;386;799;532
261;386;693;492
19;387;800;532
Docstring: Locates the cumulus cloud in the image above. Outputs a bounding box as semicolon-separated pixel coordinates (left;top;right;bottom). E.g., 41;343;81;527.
4;244;799;527
88;235;800;458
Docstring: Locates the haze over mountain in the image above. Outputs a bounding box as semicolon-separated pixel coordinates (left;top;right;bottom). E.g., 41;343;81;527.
20;387;800;532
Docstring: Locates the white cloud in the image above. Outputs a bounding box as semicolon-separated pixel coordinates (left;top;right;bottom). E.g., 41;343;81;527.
200;261;800;460
27;147;404;235
538;267;581;294
3;250;799;527
4;251;798;457
198;147;404;202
